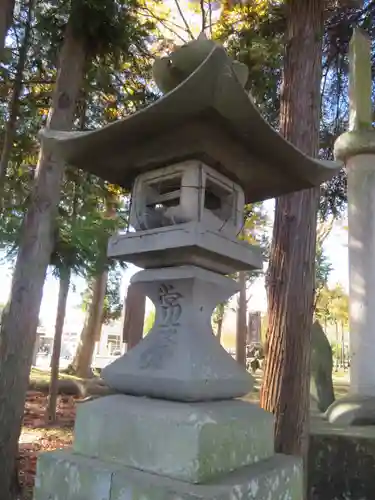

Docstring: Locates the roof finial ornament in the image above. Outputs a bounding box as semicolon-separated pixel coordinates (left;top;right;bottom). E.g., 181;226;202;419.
349;28;372;131
152;36;249;94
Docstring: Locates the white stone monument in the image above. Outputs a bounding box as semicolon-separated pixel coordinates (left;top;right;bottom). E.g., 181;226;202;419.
34;38;340;499
326;29;375;425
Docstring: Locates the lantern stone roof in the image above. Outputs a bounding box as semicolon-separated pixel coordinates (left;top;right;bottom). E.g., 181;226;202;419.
40;44;341;203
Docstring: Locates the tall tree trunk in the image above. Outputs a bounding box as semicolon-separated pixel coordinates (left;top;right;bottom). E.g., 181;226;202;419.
0;0;33;189
260;0;324;481
45;268;70;424
0;17;86;500
72;271;108;378
122;282;145;350
0;0;15;57
236;271;247;367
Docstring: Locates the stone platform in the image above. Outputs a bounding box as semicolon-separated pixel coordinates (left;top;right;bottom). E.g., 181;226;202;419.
34;450;302;500
34;394;303;500
308;411;375;500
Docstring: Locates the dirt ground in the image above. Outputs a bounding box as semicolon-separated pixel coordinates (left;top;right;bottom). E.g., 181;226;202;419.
19;391;77;500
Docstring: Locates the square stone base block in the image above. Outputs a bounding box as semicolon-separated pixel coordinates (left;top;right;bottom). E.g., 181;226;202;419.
73;395;274;484
34;449;303;500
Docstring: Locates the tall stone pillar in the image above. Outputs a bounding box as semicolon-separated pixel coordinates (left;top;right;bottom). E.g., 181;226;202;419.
326;28;375;425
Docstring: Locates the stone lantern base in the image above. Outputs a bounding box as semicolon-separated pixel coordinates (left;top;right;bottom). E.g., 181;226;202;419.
34;265;303;500
34;395;303;500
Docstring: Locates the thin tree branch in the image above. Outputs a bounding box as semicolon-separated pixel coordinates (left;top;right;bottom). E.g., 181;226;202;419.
208;0;213;37
200;0;206;33
173;0;195;40
136;7;188;44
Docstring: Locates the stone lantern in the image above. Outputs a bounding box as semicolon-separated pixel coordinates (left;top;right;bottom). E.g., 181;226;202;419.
34;39;340;500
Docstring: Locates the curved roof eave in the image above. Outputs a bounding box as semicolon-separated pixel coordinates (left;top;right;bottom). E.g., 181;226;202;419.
39;45;342;191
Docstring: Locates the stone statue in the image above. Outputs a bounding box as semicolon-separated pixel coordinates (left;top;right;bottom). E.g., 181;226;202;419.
310;320;335;412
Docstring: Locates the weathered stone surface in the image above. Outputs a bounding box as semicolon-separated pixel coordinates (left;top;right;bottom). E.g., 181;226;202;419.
73;395;274;484
309;419;375;500
129;161;245;238
325;394;375;425
34;450;113;500
310;321;335;413
102;266;253;401
34;450;303;500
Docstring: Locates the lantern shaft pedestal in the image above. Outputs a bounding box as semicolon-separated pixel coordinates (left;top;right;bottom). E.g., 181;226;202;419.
102;266;253;401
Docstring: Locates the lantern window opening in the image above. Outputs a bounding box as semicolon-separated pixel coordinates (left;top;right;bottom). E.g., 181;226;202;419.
204;175;236;225
145;174;182;211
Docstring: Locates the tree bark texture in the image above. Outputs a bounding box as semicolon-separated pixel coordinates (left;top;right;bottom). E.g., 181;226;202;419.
236;271;247;367
0;17;86;500
122;282;145;350
45;269;71;424
260;0;324;471
0;0;33;188
0;0;15;57
72;271;108;378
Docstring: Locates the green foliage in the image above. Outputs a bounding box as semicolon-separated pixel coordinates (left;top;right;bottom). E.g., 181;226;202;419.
80;264;123;325
315;284;349;330
242;201;269;283
0;0;158;283
214;2;283;126
102;266;123;324
212;201;269;326
315;245;333;304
